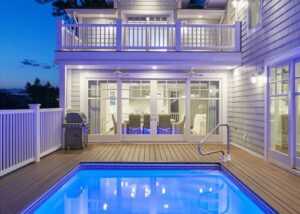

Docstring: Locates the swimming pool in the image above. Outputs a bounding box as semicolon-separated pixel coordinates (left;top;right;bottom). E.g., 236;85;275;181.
23;163;277;214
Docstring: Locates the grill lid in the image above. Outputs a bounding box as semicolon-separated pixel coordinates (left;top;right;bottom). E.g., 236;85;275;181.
65;113;87;123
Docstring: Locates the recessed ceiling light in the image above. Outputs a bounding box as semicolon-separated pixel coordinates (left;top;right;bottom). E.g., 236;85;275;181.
152;66;157;70
77;66;83;69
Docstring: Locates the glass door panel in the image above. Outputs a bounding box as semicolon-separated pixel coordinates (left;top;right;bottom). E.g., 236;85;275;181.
122;80;151;135
270;97;289;154
156;81;186;135
190;80;220;136
269;65;289;154
87;80;117;135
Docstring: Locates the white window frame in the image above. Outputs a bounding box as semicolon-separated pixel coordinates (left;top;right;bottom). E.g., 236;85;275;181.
247;0;263;34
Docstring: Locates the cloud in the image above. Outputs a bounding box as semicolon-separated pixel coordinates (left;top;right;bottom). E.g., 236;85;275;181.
21;59;40;67
20;59;56;70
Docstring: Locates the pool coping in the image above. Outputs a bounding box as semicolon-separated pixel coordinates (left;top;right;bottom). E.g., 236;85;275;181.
22;162;278;214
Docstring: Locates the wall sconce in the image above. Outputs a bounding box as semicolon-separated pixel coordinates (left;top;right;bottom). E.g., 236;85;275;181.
251;70;266;85
250;74;257;84
257;75;267;85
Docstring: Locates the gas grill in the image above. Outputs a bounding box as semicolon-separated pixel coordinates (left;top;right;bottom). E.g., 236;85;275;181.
63;113;89;149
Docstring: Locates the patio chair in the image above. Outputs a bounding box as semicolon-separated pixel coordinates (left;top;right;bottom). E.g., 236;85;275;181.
143;114;151;134
128;114;142;134
157;114;172;134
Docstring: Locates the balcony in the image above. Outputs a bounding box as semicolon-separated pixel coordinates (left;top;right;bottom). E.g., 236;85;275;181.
57;20;241;52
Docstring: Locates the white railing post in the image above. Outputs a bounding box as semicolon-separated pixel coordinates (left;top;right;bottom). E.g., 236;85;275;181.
116;19;122;51
175;20;182;51
234;21;241;51
57;19;64;50
29;104;41;163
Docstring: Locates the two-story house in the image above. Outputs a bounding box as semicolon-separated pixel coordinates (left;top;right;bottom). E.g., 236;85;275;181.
55;0;300;171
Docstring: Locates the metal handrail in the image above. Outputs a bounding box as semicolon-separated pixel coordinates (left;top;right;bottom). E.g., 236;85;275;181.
197;123;231;162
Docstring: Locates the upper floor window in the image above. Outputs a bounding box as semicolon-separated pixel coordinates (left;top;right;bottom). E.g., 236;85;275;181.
248;0;262;32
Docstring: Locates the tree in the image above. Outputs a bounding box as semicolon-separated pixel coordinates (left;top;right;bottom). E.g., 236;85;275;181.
25;78;59;108
36;0;109;17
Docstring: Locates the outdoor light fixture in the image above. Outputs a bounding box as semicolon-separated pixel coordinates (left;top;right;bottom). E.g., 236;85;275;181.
77;65;83;69
152;66;157;70
251;69;266;85
257;74;267;85
250;74;257;84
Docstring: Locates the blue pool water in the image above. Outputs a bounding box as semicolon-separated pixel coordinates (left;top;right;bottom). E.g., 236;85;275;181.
24;164;276;214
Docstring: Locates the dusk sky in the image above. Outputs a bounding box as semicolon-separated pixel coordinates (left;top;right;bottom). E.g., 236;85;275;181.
0;1;59;89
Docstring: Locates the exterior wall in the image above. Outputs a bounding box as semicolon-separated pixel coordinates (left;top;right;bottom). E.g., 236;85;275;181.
226;0;300;154
70;70;81;112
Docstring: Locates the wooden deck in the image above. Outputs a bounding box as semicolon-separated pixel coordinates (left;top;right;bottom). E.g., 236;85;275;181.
0;144;299;214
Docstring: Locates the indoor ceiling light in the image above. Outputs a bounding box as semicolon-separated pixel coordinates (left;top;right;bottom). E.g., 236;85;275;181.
232;0;238;8
77;66;83;69
198;15;202;18
152;66;157;70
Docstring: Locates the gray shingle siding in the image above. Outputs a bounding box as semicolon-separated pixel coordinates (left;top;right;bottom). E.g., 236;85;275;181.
71;71;80;112
227;0;300;154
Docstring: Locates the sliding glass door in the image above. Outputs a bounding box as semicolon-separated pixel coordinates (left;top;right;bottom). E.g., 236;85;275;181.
121;80;186;141
296;61;300;169
268;60;300;170
190;80;220;136
87;80;117;135
86;77;224;143
269;65;289;161
121;80;153;141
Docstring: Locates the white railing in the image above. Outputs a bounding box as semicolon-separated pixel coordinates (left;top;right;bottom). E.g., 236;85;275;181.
0;105;64;177
181;24;236;50
63;24;117;49
122;24;176;50
57;20;241;52
40;108;64;157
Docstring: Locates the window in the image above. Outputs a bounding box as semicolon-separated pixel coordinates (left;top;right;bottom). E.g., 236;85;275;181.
248;0;262;31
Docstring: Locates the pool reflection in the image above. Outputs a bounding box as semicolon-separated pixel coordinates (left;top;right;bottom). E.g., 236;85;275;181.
35;170;264;214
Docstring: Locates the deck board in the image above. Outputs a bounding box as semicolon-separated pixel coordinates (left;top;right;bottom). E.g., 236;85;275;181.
0;144;300;214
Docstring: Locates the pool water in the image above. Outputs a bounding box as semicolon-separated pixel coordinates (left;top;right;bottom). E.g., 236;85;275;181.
24;164;276;214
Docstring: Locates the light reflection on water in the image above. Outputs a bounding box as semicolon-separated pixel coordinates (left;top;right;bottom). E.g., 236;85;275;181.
34;170;265;214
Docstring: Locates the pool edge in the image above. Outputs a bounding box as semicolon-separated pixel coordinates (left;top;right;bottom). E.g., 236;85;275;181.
21;162;278;214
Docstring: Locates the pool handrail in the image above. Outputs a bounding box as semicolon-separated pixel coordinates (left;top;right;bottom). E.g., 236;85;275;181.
197;123;231;162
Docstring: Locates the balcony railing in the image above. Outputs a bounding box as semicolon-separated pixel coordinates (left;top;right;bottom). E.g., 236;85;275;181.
57;20;241;52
